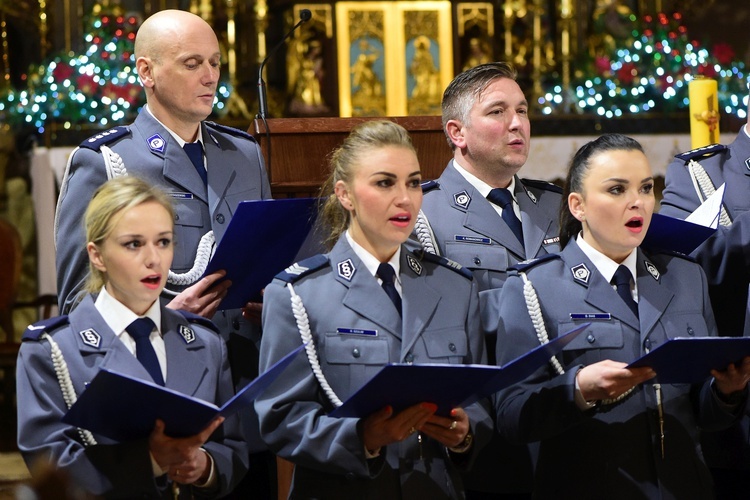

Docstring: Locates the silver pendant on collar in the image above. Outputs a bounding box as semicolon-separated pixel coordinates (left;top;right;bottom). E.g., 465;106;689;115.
571;263;591;285
337;258;356;281
179;325;196;344
644;260;660;281
407;254;423;275
79;328;101;348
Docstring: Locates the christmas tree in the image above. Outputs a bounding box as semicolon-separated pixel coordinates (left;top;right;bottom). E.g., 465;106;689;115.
538;11;748;120
0;3;230;134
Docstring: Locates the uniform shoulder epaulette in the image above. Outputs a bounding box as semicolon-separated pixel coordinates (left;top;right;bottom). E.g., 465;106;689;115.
205;121;256;142
508;253;561;273
274;254;330;284
674;143;727;163
421;180;440;193
177;310;220;334
641;247;696;263
417;250;473;280
78;126;131;151
21;316;69;342
521;178;563;194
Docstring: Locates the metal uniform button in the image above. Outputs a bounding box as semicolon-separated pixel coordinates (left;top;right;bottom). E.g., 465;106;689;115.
404;353;414;363
473;257;481;266
644;338;651;350
449;342;457;352
687;326;695;336
586;333;595;344
174;213;180;221
215;213;225;224
352;347;361;358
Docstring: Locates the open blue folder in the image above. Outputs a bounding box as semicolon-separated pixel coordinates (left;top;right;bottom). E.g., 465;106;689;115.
62;344;305;441
204;198;318;310
627;337;750;384
642;213;716;255
329;323;590;418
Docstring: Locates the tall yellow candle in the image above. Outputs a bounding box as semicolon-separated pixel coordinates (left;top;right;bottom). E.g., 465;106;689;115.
689;77;720;149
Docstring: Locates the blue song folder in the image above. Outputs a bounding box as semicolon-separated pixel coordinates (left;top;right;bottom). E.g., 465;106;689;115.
62;344;305;441
204;198;318;310
627;337;750;384
328;323;590;418
643;213;716;255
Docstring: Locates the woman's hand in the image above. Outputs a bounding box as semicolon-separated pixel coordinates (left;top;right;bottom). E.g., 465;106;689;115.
712;356;750;397
166;270;230;319
149;416;224;485
361;402;437;452
577;360;655;402
420;407;470;448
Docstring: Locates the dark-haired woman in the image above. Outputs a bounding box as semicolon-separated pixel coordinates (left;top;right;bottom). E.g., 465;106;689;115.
493;133;750;498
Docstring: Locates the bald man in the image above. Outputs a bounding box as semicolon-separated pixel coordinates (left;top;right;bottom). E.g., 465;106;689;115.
55;9;273;497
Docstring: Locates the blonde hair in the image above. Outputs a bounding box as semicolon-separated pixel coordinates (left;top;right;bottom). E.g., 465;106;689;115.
318;120;416;249
84;176;174;293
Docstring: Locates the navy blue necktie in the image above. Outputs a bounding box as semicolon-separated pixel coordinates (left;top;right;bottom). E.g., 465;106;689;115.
126;317;165;386
612;265;639;318
487;188;524;246
377;263;402;317
183;142;207;186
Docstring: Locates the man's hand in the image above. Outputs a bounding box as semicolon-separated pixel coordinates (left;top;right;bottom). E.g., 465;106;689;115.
167;270;230;319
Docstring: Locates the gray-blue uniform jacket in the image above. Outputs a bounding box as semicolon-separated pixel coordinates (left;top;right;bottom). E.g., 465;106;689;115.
419;161;562;336
660;131;750;337
254;238;492;499
493;240;746;499
661;130;750;474
417;160;562;494
54;108;271;450
16;295;248;499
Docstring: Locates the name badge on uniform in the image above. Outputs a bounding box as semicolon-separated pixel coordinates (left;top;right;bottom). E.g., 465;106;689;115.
455;235;491;245
543;236;560;245
337;328;377;336
169;192;194;200
570;313;611;321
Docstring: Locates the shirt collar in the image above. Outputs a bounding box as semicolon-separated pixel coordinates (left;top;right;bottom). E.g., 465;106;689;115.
452;159;517;201
345;231;401;285
94;286;162;338
575;234;638;284
144;104;204;148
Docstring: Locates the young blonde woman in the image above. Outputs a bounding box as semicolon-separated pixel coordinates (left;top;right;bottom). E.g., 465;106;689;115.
17;176;247;498
255;120;491;499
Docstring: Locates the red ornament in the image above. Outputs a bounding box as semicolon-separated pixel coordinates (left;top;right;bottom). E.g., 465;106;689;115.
617;62;637;85
713;43;735;65
102;16;109;25
52;62;74;81
115;29;123;37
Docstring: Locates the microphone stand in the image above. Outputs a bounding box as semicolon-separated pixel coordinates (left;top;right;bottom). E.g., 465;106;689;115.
256;9;312;174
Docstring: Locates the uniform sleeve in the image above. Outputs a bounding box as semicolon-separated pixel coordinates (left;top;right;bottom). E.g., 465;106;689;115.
254;280;378;478
659;157;703;219
55;147;108;313
455;277;494;465
16;339;163;497
193;331;250;498
492;274;586;444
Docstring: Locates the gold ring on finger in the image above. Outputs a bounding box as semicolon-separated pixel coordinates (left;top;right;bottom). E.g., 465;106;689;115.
449;420;458;430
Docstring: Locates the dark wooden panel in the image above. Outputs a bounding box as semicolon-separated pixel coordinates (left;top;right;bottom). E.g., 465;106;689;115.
251;116;452;198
